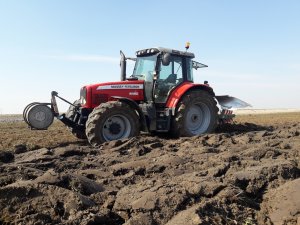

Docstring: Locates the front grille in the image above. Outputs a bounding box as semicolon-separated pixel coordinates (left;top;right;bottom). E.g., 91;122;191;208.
93;94;109;105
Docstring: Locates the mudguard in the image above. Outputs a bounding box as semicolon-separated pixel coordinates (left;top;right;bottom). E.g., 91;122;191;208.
166;82;214;109
112;96;149;132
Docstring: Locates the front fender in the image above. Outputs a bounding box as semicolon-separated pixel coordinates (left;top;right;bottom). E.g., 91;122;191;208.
111;96;148;132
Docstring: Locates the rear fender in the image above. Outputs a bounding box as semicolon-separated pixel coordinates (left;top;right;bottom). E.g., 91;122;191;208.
166;82;215;115
112;96;148;132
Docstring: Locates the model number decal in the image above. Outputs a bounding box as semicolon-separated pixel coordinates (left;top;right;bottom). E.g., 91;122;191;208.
97;84;143;90
129;91;139;96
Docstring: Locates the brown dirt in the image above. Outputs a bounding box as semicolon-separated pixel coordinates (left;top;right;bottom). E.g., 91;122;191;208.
0;113;299;225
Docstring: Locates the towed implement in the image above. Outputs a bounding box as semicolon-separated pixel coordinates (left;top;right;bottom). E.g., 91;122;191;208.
24;45;251;146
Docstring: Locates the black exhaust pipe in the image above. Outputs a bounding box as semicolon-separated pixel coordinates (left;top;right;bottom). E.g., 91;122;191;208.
120;50;126;81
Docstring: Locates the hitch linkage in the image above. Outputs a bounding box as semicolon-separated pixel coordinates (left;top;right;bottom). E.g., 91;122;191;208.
51;91;85;132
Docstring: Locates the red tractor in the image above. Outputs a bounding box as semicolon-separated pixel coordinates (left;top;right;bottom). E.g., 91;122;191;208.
24;46;250;146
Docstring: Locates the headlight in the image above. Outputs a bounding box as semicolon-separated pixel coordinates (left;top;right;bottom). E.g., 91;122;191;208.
80;87;87;105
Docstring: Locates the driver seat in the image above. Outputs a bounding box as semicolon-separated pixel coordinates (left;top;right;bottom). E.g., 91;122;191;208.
165;73;177;83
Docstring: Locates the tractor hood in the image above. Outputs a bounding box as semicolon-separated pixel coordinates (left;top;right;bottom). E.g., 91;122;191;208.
83;80;145;108
92;80;144;91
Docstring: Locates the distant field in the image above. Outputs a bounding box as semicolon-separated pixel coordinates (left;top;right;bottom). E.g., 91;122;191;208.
235;112;300;125
236;108;300;114
0;114;23;123
0;112;299;151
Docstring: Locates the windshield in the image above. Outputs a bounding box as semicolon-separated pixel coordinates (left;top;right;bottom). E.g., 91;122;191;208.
132;54;157;82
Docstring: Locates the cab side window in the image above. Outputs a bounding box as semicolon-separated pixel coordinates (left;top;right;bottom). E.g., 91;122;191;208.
154;55;183;103
159;56;183;84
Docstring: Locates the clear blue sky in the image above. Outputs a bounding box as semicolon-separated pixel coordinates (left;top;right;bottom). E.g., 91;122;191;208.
0;0;299;114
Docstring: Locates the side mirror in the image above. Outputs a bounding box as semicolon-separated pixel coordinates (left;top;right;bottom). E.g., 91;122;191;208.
162;53;171;66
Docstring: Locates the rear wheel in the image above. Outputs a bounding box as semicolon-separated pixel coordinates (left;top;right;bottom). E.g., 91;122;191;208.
85;101;140;146
172;90;218;137
65;100;87;140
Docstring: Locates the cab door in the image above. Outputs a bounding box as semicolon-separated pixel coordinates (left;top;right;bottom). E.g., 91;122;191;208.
154;55;184;104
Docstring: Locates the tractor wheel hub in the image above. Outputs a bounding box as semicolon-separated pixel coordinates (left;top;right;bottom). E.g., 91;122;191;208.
191;114;199;122
102;114;132;141
109;123;121;135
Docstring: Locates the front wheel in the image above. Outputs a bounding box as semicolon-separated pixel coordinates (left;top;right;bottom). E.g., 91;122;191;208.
172;90;218;137
85;101;140;146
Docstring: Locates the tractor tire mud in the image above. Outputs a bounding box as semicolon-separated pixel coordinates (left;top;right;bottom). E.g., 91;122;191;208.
65;100;87;140
172;90;218;137
85;101;140;146
0;115;300;224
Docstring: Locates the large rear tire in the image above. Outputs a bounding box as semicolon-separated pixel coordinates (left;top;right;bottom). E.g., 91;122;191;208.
172;90;218;137
85;101;140;146
65;100;87;140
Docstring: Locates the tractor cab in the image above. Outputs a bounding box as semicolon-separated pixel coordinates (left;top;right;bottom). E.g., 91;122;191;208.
127;47;206;104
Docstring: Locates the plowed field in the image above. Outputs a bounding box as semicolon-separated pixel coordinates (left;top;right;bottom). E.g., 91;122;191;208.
0;113;299;224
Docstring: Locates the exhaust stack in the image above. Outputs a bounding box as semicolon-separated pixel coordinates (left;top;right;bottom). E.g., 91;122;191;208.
120;50;126;81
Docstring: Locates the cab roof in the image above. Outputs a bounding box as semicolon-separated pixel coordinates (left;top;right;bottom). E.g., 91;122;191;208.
136;47;195;58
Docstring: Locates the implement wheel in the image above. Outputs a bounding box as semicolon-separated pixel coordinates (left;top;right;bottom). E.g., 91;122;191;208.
85;101;140;146
172;90;218;137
